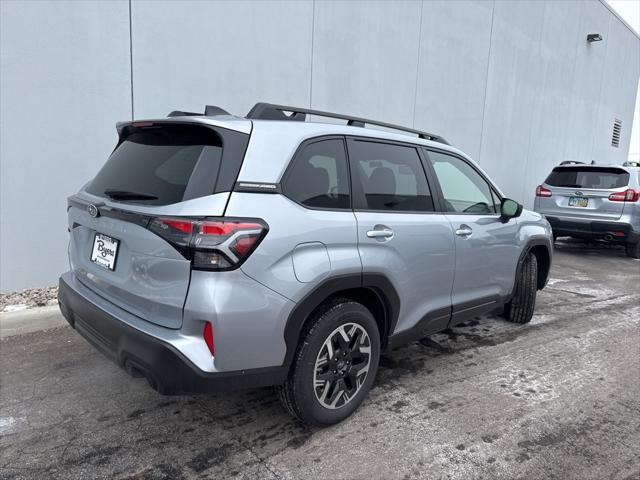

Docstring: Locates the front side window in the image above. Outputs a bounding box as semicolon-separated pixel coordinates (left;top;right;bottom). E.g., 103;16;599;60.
427;150;497;214
349;140;434;212
283;139;350;209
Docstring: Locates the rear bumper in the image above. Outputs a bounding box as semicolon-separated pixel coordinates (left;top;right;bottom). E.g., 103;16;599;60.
545;216;640;243
58;274;287;394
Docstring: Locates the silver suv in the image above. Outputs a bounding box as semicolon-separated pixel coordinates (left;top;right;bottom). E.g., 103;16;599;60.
534;162;640;258
58;103;553;425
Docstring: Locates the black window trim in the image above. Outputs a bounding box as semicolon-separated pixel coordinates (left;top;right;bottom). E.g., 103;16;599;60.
279;135;353;212
345;136;444;215
277;134;505;216
422;147;504;216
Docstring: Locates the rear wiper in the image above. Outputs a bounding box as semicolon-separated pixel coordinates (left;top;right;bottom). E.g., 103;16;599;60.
103;189;158;201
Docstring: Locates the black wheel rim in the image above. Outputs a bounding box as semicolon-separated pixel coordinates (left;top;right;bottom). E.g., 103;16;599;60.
313;323;372;409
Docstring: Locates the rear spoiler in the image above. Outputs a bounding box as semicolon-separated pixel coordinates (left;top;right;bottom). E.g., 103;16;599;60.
168;105;230;117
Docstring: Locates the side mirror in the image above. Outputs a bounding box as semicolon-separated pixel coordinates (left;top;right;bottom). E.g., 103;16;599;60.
500;198;523;223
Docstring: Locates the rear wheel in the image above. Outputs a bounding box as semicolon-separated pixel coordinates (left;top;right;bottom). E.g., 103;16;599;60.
278;299;380;426
625;241;640;259
503;253;538;324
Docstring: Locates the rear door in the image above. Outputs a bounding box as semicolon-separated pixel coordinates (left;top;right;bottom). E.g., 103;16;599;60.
539;166;630;220
424;149;520;321
347;138;455;337
68;122;248;328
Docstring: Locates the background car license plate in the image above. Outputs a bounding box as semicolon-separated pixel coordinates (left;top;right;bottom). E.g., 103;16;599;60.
569;196;588;208
91;233;119;270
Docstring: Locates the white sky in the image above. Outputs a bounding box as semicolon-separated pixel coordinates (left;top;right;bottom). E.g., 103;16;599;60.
606;0;640;162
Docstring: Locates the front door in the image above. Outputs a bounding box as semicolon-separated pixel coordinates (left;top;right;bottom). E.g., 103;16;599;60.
424;149;520;324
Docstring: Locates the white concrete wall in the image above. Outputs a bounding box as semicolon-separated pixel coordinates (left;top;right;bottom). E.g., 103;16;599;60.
1;0;638;292
130;0;314;118
1;0;132;292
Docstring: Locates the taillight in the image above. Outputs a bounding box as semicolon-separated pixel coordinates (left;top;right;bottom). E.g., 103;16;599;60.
147;217;268;270
536;185;552;197
608;189;640;202
203;322;215;356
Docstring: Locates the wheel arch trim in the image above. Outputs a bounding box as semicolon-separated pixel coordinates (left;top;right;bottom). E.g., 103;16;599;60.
281;273;400;369
513;237;553;296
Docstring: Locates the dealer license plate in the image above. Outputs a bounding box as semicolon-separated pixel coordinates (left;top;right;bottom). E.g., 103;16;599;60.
90;233;119;271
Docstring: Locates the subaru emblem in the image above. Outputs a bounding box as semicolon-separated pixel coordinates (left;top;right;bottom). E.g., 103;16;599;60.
575;191;583;196
88;204;99;218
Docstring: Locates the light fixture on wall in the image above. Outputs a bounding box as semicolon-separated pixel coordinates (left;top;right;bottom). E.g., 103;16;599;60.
587;33;603;43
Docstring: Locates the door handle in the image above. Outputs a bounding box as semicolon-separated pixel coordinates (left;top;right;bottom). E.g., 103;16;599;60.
455;225;473;237
367;228;394;239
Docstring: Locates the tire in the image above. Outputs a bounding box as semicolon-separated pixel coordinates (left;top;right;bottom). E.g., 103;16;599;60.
625;242;640;259
503;253;538;324
277;299;380;426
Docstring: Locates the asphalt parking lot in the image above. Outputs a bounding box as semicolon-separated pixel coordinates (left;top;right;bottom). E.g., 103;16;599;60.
1;240;639;480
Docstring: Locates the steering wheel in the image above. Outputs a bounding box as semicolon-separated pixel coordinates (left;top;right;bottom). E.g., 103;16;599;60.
463;202;491;214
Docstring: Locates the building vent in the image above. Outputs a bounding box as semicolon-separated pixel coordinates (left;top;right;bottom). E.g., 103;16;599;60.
611;119;622;148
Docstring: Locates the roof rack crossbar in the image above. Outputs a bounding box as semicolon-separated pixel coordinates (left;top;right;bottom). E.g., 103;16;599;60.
246;102;449;145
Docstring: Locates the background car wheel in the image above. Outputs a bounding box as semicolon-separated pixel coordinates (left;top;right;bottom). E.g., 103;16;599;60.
503;253;538;324
278;299;380;426
625;242;640;259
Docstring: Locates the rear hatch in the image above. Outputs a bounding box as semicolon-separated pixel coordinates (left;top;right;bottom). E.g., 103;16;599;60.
537;166;630;221
68;121;249;328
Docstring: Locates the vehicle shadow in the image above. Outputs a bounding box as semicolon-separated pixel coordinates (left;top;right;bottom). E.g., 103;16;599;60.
554;237;629;259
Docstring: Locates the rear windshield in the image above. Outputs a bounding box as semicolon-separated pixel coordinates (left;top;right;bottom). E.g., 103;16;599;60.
86;124;224;205
545;167;630;189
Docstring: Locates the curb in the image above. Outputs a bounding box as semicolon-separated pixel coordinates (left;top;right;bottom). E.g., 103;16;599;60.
0;305;67;338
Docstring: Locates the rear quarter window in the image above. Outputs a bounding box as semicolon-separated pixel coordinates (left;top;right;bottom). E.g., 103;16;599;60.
545;167;630;189
283;138;351;210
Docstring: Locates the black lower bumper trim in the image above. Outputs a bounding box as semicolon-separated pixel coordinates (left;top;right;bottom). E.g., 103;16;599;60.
58;276;287;394
545;217;639;243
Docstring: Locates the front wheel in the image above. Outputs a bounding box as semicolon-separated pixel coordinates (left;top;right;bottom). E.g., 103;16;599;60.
278;300;380;426
503;253;538;324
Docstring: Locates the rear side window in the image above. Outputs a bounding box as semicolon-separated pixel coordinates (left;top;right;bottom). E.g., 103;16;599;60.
87;124;227;205
349;140;434;212
283;138;350;209
545;167;630;189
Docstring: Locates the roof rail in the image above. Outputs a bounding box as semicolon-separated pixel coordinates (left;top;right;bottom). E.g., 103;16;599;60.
245;102;449;145
167;105;230;117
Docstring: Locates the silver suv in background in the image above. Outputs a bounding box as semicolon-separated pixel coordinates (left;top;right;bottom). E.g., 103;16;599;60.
534;162;640;258
58;103;553;426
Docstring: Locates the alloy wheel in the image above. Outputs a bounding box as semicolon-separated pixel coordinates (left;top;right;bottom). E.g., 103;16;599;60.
313;322;372;409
